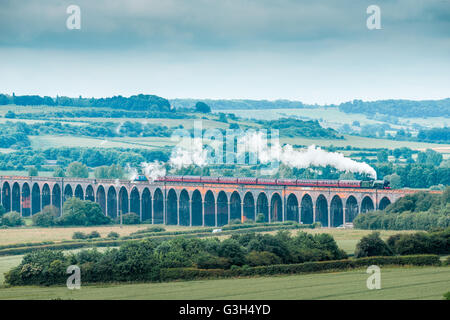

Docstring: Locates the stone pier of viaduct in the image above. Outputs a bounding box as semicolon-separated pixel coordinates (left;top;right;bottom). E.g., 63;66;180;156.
0;176;423;227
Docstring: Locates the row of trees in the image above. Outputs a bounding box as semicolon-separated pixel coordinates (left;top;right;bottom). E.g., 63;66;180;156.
5;230;347;285
0;147;169;171
0;93;172;112
257;118;342;139
0;121;172;143
354;189;450;230
355;229;449;257
338;98;450;118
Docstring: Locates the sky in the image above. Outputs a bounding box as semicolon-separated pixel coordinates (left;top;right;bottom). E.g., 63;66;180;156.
0;0;449;104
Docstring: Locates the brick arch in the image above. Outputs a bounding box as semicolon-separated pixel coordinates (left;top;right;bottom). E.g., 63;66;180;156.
152;188;164;224
300;193;313;224
315;194;328;227
286;193;299;222
256;192;269;223
361;196;375;213
379;196;391;210
243;191;255;222
270;192;283;222
204;190;215;226
166;188;178;225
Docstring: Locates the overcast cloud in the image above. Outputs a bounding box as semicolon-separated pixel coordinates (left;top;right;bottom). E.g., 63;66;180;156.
0;0;449;104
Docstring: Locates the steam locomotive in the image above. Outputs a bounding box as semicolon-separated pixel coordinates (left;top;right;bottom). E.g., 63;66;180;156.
135;175;390;189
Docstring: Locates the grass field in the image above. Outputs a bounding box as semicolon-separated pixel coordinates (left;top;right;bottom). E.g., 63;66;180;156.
219;107;450;130
0;224;193;245
0;266;448;300
282;134;450;153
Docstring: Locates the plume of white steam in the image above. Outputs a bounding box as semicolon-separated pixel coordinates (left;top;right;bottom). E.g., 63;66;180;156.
169;138;208;169
127;161;167;182
238;131;377;179
126;163;139;180
142;161;166;181
115;122;124;135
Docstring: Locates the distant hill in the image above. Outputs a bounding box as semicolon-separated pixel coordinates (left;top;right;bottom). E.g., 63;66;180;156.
337;99;450;118
170;99;308;110
171;98;450;118
0;93;171;112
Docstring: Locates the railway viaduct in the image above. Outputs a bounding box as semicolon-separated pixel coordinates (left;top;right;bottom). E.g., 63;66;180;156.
0;176;423;228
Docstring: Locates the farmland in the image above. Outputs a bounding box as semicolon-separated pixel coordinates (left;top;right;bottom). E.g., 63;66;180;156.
0;266;448;300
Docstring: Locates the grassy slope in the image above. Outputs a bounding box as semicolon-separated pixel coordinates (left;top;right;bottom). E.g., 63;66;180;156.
0;266;448;300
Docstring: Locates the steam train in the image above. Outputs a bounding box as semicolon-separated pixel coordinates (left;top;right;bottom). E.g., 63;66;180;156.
135;175;390;189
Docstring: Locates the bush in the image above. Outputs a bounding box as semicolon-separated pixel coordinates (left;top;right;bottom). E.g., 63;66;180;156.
58;198;111;226
444;256;450;266
217;239;246;266
228;219;242;225
444;292;450;300
354;189;450;231
386;228;450;255
5;250;68;286
130;226;165;235
255;213;265;223
354;232;393;258
120;212;140;225
32;205;59;227
72;232;87;240
246;251;282;266
1;211;24;227
195;253;231;269
107;232;120;239
88;231;101;239
160;255;441;282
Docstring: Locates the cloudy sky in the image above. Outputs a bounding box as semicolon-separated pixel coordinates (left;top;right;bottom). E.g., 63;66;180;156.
0;0;449;104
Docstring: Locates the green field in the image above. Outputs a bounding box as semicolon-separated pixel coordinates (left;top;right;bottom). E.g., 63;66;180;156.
219;107;450;130
0;266;448;300
281;134;450;153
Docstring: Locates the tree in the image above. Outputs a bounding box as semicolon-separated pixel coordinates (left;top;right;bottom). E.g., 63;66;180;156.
32;205;59;227
27;166;38;177
59;198;110;226
377;150;388;163
354;232;392;258
194;102;211;113
53;167;65;177
95;164;124;179
66;162;89;178
217;239;246;266
385;173;402;189
0;211;24;227
4;110;16;119
425;149;443;166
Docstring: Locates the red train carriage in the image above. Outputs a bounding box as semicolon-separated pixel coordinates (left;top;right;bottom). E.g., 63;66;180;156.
296;179;318;187
338;180;362;188
257;178;278;185
149;175;389;189
316;179;339;187
163;176;183;182
200;176;219;183
237;177;257;184
182;176;201;183
218;177;238;184
275;178;296;186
